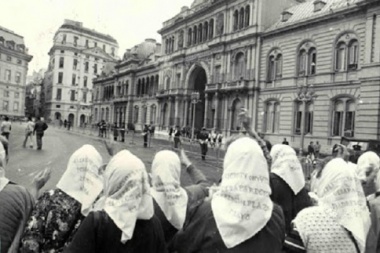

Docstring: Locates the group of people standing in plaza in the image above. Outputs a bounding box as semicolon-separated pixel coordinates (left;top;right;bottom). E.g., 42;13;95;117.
1;108;380;252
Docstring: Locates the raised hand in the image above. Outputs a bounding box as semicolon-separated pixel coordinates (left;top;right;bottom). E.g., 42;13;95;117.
179;149;191;168
33;167;51;191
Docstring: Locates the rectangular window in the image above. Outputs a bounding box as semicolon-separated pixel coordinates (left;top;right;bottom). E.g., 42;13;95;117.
5;70;11;81
83;92;87;103
176;73;181;88
73;59;78;70
14;92;19;98
111;47;115;56
58;72;63;84
16;72;21;83
103;45;106;51
310;52;317;75
305;111;313;134
74;36;78;47
3;101;9;111
70;90;76;101
94;42;97;48
85;62;89;72
62;34;66;44
4;91;9;97
60;50;64;54
214;65;221;83
56;105;61;108
56;88;62;100
333;111;343;136
17;59;22;65
84;76;88;87
85;40;89;48
6;56;11;62
295;111;302;134
299;52;306;75
59;57;64;68
94;64;98;74
268;58;275;82
344;111;355;137
13;102;19;112
72;74;76;86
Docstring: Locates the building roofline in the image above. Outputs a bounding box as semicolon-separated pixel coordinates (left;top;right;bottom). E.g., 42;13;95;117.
57;24;118;44
0;26;24;39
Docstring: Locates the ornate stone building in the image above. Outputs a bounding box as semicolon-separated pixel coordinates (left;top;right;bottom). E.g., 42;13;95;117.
157;0;296;134
258;0;380;151
92;39;160;130
0;26;33;118
44;19;119;127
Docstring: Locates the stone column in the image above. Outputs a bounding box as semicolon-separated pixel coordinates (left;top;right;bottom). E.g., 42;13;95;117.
174;96;180;126
168;97;173;126
223;94;229;133
183;99;189;127
214;92;219;129
204;93;209;128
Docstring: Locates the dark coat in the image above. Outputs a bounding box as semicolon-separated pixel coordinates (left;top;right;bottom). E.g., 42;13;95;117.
169;200;286;253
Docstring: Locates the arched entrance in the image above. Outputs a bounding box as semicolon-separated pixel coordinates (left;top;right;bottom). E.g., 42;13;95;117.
80;114;86;127
55;112;61;120
188;66;207;130
68;113;74;125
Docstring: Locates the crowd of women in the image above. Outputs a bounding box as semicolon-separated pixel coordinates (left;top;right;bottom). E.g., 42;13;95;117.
1;108;380;253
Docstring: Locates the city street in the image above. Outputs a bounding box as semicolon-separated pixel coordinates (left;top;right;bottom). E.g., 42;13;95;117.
5;123;223;193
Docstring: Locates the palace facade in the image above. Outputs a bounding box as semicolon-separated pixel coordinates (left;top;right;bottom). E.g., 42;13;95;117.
44;19;119;127
92;0;380;152
0;26;33;118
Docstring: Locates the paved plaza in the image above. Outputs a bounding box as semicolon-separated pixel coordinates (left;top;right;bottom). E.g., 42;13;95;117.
5;123;223;193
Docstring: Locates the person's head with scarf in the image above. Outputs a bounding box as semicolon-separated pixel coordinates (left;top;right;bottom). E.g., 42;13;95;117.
356;151;380;197
0;136;9;192
270;144;305;195
293;158;371;252
20;144;103;253
56;144;104;216
94;150;154;243
212;137;274;248
151;150;188;230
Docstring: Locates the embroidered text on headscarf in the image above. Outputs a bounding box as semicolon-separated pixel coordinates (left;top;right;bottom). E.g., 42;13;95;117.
56;144;103;216
270;144;305;194
96;150;153;243
151;150;188;230
0;139;9;192
211;137;273;249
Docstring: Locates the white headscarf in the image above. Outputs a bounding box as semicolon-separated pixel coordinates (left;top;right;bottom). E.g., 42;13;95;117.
312;158;371;252
56;145;103;216
0;138;9;192
94;150;154;243
356;151;380;183
211;137;273;249
270;144;305;194
151;150;188;230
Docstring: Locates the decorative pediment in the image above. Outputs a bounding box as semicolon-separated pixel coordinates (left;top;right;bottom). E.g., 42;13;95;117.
81;47;114;60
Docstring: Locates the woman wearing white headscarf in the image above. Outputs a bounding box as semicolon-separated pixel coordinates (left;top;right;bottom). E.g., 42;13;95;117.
0;136;50;253
65;150;166;253
356;151;380;197
269;144;311;234
20;144;103;253
284;158;371;253
151;149;209;244
170;137;285;253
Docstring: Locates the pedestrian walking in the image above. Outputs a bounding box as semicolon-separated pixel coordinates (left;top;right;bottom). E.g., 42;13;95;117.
33;117;48;150
173;125;181;149
168;126;174;142
63;119;67;128
67;120;71;131
314;141;321;158
197;127;209;160
282;138;289;145
307;141;315;160
23;117;35;148
0;116;12;140
143;124;149;148
210;129;217;148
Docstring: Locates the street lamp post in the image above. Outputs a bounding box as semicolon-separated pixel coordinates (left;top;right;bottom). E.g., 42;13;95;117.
191;91;200;141
297;84;317;156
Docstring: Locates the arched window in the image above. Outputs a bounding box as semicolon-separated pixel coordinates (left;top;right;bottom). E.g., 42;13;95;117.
209;19;214;39
198;24;203;42
134;106;139;124
137;80;141;96
188;28;192;46
298;42;317;76
239;8;245;29
233;10;239;31
294;101;302;134
294;101;314;134
141;79;145;95
264;100;280;133
305;102;314;134
332;97;356;137
245;5;250;27
234;52;245;79
150;105;157;124
193;26;198;44
165;77;171;90
335;33;359;72
204;21;209;42
267;50;282;82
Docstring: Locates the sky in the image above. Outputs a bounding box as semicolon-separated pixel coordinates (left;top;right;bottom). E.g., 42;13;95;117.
0;0;194;74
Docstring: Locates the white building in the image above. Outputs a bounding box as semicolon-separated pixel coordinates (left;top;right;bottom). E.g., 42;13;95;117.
44;19;119;127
